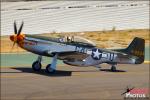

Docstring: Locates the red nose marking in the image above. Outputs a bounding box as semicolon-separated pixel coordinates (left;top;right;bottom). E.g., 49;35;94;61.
10;34;25;42
17;35;24;41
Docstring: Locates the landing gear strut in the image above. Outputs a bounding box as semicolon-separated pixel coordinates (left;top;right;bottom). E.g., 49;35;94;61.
46;54;58;73
32;56;42;71
111;65;116;72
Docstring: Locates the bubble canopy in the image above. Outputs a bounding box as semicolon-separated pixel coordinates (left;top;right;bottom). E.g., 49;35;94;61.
63;36;96;47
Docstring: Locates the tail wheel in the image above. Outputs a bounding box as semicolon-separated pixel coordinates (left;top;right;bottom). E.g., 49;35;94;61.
111;65;116;72
46;64;55;73
32;61;41;71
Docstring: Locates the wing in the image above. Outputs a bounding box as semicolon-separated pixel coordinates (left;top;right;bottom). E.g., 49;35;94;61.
58;52;88;61
44;50;88;61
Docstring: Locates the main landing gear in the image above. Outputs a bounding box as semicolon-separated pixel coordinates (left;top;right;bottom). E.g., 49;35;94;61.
32;56;42;71
32;54;58;73
46;54;58;73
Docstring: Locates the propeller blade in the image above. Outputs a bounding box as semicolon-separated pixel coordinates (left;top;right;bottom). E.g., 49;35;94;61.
17;43;19;54
14;21;17;34
10;42;16;53
17;21;24;36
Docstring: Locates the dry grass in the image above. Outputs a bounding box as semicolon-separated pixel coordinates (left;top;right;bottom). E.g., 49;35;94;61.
0;29;149;53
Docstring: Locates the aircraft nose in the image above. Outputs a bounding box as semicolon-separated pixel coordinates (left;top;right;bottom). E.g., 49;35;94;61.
10;34;25;42
17;34;25;41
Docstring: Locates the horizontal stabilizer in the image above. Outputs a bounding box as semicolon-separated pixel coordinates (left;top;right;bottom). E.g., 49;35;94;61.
115;37;145;64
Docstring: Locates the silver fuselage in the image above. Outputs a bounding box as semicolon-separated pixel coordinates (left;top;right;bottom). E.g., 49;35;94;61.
19;35;137;66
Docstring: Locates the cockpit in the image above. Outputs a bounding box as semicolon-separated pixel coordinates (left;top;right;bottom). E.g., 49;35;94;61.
59;36;96;47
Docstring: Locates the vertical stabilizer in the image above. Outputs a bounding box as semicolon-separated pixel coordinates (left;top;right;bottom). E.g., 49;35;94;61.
125;37;145;64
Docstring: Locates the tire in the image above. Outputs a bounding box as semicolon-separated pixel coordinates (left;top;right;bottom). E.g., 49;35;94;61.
32;61;41;71
111;66;116;72
46;64;55;73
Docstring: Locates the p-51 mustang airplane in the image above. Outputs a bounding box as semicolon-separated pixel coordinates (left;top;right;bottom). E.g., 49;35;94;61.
10;21;145;73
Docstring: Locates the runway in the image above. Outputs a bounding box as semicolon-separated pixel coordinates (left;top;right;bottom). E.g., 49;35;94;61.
1;63;149;100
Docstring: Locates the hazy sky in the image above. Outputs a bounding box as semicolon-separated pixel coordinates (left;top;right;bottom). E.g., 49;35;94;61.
1;1;149;35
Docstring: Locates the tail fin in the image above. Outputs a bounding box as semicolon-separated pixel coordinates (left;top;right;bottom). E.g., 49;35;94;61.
125;37;145;64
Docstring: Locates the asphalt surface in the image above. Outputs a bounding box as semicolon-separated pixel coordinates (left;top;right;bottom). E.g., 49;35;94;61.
1;63;149;100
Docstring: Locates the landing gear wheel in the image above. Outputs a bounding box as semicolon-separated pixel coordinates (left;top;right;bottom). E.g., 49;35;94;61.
111;65;116;72
32;61;41;71
46;64;56;73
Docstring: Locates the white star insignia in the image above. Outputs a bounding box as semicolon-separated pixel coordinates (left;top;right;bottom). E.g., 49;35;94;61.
93;49;101;59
